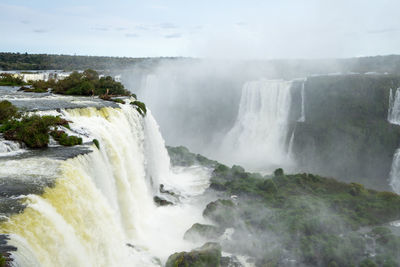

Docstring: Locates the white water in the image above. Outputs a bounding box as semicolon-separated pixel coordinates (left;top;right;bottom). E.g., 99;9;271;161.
1;104;211;266
298;79;306;122
389;149;400;194
220;79;293;172
388;88;400;193
388;87;400;124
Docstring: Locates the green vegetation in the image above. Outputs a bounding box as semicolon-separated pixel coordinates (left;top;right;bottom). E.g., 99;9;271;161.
93;139;100;149
204;164;400;266
166;242;222;267
293;75;400;190
0;73;24;86
166;146;218;167
0;255;6;267
168;147;400;266
0;101;82;148
0;52;174;70
48;69;130;96
50;130;82;146
15;69;131;97
183;223;224;241
130;100;147;116
0;100;18;123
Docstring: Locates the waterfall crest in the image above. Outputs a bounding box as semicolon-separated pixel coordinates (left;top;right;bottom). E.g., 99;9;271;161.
220;79;293;172
0;104;210;266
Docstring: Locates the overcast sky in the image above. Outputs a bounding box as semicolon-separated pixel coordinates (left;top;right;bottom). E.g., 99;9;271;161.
0;0;399;59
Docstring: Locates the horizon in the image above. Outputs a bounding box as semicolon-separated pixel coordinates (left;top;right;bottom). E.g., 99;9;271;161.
1;1;400;59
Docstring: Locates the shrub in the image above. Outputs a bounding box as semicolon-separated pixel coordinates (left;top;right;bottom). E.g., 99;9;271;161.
131;100;147;116
93;139;100;149
274;168;284;177
0;100;18;123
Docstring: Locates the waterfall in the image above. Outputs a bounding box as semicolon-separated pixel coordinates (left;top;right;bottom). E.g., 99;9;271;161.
388;87;400;124
298;79;306;122
388;88;400;193
389;150;400;194
0;104;210;266
220;79;293;172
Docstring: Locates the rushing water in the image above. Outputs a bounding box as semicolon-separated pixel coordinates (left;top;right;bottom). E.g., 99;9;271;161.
388;87;400;193
219;79;294;172
0;103;211;266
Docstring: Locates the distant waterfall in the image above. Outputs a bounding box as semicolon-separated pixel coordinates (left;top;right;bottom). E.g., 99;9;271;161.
220;79;293;172
298;79;306;122
389;150;400;194
388;88;400;193
1;104;210;266
388;87;400;124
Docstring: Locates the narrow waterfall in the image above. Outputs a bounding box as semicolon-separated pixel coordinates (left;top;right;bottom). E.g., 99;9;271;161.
298;79;306;122
220;79;293;172
388;87;400;193
0;104;210;266
389;150;400;194
388;87;400;124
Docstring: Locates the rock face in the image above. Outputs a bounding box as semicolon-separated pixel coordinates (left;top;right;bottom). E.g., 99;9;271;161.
153;196;173;206
203;199;236;227
183;223;224;242
165;242;222;267
291;75;400;190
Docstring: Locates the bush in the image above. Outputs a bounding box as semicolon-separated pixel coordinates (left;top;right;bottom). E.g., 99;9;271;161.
93;139;100;149
0;100;18;123
274;168;284;177
130;100;147;116
0;73;24;86
0;115;74;148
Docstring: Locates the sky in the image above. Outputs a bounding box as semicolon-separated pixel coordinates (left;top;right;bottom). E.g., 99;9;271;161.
0;0;400;59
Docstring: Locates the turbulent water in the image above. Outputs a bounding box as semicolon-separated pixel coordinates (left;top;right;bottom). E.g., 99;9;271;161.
0;103;211;266
220;79;294;172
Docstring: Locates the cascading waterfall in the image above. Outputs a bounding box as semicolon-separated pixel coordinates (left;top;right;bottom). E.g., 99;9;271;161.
388;87;400;124
220;79;293;172
0;103;211;266
298;79;306;122
388;87;400;193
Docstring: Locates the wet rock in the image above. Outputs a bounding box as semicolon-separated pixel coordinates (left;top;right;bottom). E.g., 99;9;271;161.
153;196;173;206
166;242;222;267
184;223;224;241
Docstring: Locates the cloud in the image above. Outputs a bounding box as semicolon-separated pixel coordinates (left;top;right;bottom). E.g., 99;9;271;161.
158;23;178;29
164;33;182;39
135;25;151;31
367;28;400;34
125;33;139;38
236;22;246;26
33;29;48;33
92;26;109;31
20;20;30;24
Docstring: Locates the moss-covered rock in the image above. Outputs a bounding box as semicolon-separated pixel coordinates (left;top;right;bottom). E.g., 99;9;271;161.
183;223;224;241
167;145;218;168
203;199;236;227
165;242;222;267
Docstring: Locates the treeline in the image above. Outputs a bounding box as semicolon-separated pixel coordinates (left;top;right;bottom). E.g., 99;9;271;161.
24;69;131;96
0;52;177;71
